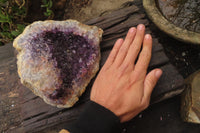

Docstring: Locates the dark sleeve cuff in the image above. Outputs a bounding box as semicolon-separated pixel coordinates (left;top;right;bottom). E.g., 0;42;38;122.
68;101;122;133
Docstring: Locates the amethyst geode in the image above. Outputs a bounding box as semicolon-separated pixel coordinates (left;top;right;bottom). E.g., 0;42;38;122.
13;20;103;108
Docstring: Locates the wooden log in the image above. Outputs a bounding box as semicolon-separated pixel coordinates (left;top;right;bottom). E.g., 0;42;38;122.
181;70;200;124
0;2;185;133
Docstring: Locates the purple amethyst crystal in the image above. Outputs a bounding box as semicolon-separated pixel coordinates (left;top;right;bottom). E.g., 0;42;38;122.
31;30;98;100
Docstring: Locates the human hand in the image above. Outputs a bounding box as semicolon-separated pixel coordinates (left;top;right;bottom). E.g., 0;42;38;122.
90;24;162;123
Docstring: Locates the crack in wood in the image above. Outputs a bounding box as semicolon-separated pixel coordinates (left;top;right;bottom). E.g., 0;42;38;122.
23;112;47;121
21;96;39;104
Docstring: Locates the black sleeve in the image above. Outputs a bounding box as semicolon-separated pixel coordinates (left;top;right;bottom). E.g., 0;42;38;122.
67;101;122;133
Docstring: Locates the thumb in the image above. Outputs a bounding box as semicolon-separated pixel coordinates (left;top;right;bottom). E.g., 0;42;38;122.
143;69;162;103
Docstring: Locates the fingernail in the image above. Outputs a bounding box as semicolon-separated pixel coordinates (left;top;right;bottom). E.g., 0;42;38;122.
129;27;135;33
155;69;162;78
117;38;123;43
138;24;144;30
145;34;151;39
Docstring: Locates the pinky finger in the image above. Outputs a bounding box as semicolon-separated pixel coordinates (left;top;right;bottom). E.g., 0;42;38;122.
104;38;124;68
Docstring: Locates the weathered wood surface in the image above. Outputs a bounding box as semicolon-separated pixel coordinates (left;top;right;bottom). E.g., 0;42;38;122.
0;2;184;133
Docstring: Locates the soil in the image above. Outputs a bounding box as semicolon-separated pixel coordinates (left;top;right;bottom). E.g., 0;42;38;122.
24;0;132;24
64;0;132;22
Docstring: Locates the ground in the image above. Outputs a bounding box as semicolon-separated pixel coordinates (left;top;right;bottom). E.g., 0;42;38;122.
64;0;132;22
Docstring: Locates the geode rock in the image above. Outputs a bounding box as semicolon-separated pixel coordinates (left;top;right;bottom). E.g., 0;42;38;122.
13;20;103;108
181;70;200;124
